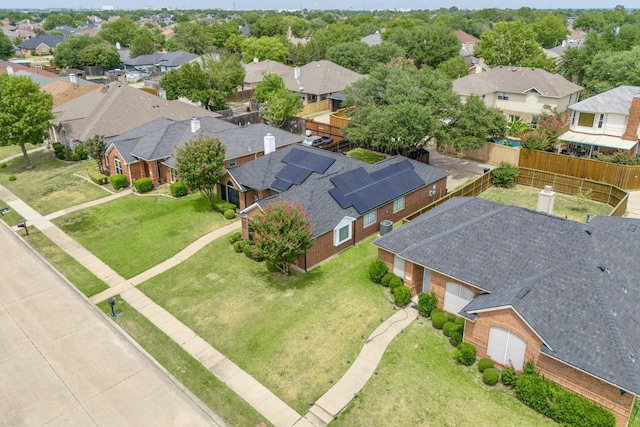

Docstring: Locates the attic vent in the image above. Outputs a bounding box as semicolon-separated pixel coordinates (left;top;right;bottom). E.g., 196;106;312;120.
628;225;637;232
598;265;611;274
585;229;592;235
515;287;531;300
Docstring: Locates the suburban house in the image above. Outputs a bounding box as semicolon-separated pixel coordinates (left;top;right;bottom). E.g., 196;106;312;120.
242;59;292;90
105;116;302;187
118;49;199;72
0;59;58;78
455;29;479;66
18;34;65;56
559;85;640;158
52;83;218;146
282;60;364;105
452;66;583;125
227;145;448;270
41;78;101;107
361;31;382;46
373;197;639;426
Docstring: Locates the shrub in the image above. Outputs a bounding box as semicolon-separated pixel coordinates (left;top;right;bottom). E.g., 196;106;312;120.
449;329;463;347
446;313;457;323
368;259;388;284
243;243;265;262
265;259;281;272
431;312;448;329
523;360;536;375
87;168;108;185
233;240;248;253
418;292;438;317
492;161;519;188
483;368;500;386
393;285;411;307
0;162;7;168
133;177;153;193
442;321;455;337
212;199;237;214
516;374;615;427
110;174;128;190
224;208;236;219
381;273;395;287
501;366;517;387
454;317;465;328
73;144;88;160
431;308;444;317
228;231;242;244
8;175;16;181
170;181;188;197
478;357;495;373
388;276;404;291
454;342;476;366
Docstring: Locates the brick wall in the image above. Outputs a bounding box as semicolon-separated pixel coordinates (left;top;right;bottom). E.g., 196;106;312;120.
622;96;640;141
295;231;353;270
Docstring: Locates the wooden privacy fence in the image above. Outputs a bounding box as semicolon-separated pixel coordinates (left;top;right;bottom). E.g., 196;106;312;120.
450;142;519;166
329;109;350;128
299;99;330;117
402;168;628;223
519;149;640;190
305;120;344;141
226;89;254;103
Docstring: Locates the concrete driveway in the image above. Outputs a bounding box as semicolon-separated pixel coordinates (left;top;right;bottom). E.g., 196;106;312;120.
426;147;492;191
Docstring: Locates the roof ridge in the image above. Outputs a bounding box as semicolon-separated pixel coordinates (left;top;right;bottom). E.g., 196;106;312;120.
79;84;123;140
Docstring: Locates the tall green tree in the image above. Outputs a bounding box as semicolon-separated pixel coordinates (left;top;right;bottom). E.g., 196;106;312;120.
85;135;107;173
583;46;640;94
250;200;313;275
175;135;226;210
261;88;303;128
130;27;155;57
98;16;138;47
384;24;460;69
326;41;370;73
0;74;54;168
532;14;570;49
53;35;105;68
437;55;469;80
77;44;121;68
253;72;286;103
0;33;13;59
240;36;288;63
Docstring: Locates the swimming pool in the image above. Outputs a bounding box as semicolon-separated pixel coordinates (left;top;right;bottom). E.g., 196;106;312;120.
493;138;521;148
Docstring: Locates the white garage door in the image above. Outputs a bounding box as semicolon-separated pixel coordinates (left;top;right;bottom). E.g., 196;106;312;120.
487;327;527;370
393;255;405;278
443;282;474;314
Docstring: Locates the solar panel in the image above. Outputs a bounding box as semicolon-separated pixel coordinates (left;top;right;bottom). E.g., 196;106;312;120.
276;164;314;185
330;168;373;194
272;178;293;191
271;147;336;191
369;159;412;181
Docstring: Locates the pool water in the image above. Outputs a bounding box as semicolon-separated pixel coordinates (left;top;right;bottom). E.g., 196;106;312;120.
493;138;521;148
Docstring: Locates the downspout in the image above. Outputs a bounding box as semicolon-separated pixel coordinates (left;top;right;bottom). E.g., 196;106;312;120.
127;163;133;186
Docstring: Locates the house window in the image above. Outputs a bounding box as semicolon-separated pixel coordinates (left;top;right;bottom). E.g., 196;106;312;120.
114;157;123;175
530;115;538;129
363;210;377;227
333;217;354;246
393;197;405;213
487;327;527;371
497;92;509;100
443;282;474;314
228;158;236;167
571;111;576;125
577;112;595;127
507;115;520;123
598;114;604;129
170;167;178;183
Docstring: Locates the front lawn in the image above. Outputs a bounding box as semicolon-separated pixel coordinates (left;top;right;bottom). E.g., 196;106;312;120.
138;237;394;413
333;321;557;426
0;150;109;215
53;193;230;279
347;148;386;164
97;298;269;427
0;143;38;162
479;185;612;222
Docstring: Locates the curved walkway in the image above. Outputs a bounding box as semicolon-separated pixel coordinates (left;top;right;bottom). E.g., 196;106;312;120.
0;184;416;427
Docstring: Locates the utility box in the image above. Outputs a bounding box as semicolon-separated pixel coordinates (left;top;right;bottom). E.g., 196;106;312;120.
380;220;393;235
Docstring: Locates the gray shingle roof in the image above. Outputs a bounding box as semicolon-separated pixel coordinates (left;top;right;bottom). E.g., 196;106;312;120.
453;66;583;98
282;60;364;96
243;59;292;85
121;50;198;68
231;145;447;238
18;34;65;49
568;85;640;115
374;197;640;395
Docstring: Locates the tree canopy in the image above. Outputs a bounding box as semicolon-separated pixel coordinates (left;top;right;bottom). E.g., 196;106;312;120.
0;33;13;60
240;36;288;63
0;74;54;168
98;16;138;47
53;35;113;68
76;43;121;68
175;135;226;210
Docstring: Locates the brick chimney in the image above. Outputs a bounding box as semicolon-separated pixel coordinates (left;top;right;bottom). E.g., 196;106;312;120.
622;93;640;141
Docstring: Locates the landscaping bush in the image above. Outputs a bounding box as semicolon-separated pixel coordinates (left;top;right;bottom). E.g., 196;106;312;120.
170;181;188;197
133;177;153;193
446;313;457;323
224;208;236;219
442;321;455;337
381;273;395;287
110;174;128;190
228;231;242;244
243;243;265;262
388;276;403;291
515;374;615;427
73;144;88;160
492;161;519;188
393;285;411;307
368;259;388;284
483;368;500;386
478;357;495;373
431;308;444;317
431;312;448;329
417;291;438;317
87;168;108;185
501;366;517;387
454;316;465;328
212;199;237;214
523;360;536;375
0;162;7;168
449;329;463;347
265;259;281;272
233;240;248;253
8;175;16;181
454;342;476;366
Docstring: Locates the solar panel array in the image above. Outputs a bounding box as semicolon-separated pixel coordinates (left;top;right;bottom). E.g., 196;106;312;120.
272;148;335;191
329;159;425;214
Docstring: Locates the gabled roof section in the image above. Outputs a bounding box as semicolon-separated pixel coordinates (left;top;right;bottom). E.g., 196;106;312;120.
272;148;335;191
18;34;65;49
568;85;640;115
243;59;292;85
453;66;583;98
281;60;364;96
121;50;198;68
455;29;479;44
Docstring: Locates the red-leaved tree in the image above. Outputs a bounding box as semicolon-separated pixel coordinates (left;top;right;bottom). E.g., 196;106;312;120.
250;200;313;275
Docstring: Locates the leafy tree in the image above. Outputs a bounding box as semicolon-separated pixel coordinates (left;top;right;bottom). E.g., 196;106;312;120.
253;72;286;103
167;22;211;54
99;16;138;47
282;15;309;38
261;88;303;127
507;118;531;138
520;131;550;151
130;27;155;57
43;13;77;30
326;41;370;73
175;135;226;210
437;55;469;79
441;95;507;152
53;35;105;68
251;14;286;38
384;24;460;69
368;41;405;66
250;200;313;275
0;33;13;59
532;14;570;49
85;135;107;173
475;20;555;71
0;74;54;168
77;43;121;68
582;46;640;94
240;36;288;63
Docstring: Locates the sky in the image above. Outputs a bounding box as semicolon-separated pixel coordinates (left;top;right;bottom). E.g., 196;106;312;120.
12;1;640;11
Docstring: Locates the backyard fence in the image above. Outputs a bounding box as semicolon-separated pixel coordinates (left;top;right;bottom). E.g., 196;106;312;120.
449;142;520;166
299;99;331;117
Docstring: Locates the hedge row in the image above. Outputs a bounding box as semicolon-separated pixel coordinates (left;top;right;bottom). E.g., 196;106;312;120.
212;199;236;214
87;168;108;185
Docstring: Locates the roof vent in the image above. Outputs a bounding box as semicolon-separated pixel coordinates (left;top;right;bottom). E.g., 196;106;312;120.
598;265;611;274
631;354;636;363
585;229;592;235
515;287;531;300
623;286;628;294
628;225;637;232
611;309;617;317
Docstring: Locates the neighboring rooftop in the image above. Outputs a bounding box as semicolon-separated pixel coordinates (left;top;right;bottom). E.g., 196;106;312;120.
568;85;640;115
18;34;65;49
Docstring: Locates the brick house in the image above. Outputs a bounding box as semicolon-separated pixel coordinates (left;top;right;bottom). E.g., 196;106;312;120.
228;145;448;270
18;34;65;56
105;116;303;187
373;197;640;426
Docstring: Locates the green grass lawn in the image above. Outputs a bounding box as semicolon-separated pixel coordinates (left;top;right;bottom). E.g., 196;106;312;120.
0;143;38;162
138;237;394;413
479;185;612;223
96;298;270;427
0;150;110;215
347;148;386;164
53;193;231;279
333;321;557;427
24;230;109;297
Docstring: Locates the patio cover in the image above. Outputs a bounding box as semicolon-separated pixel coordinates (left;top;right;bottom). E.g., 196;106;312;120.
559;130;638;150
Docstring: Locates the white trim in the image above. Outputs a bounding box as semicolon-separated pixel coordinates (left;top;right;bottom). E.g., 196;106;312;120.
238;202;264;216
363;210;377;228
333;216;355;246
393;196;405;213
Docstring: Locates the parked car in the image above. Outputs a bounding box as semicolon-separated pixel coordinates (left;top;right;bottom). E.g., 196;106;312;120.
302;135;333;147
